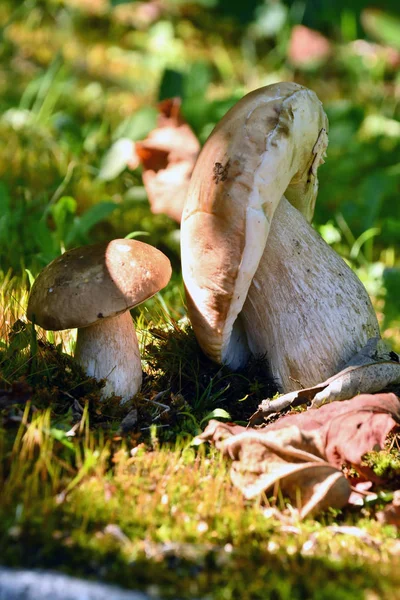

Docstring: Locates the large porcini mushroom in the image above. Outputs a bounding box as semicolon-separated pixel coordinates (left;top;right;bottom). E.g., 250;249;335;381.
181;82;380;392
27;239;171;402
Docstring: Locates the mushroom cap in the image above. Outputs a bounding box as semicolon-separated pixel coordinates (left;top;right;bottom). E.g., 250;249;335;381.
27;239;172;330
181;82;328;367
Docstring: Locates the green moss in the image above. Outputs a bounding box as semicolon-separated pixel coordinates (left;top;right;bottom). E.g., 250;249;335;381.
1;435;399;600
363;448;400;480
1;304;400;599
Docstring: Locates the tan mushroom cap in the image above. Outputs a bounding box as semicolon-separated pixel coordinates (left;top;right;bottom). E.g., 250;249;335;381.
27;239;172;331
181;82;328;366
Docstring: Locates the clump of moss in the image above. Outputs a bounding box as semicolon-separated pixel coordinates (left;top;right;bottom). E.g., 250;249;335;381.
143;320;278;422
1;314;278;444
1;428;399;600
363;445;400;481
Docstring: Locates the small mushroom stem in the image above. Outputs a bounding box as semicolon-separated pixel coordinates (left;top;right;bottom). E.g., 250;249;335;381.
74;311;142;403
240;197;380;392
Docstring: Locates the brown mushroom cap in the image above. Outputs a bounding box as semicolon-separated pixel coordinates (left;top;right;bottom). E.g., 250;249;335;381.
27;239;172;330
181;82;328;366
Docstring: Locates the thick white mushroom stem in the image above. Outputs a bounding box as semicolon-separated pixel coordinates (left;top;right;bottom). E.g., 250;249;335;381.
241;197;380;392
74;311;142;403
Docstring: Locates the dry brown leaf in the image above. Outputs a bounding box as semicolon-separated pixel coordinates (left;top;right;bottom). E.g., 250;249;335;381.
252;338;400;419
132;98;200;222
199;422;350;517
198;393;400;516
288;25;331;67
265;393;400;477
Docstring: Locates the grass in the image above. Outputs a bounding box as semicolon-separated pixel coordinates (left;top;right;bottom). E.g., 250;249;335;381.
1;404;400;600
0;290;400;599
0;0;400;597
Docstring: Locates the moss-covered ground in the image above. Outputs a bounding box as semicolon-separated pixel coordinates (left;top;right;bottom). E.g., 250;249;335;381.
1;299;399;599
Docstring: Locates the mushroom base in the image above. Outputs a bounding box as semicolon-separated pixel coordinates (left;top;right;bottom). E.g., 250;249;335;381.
75;311;142;403
241;196;380;392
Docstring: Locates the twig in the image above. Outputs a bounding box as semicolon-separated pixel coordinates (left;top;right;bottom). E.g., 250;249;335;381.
143;389;171;422
140;424;170;431
248;391;308;426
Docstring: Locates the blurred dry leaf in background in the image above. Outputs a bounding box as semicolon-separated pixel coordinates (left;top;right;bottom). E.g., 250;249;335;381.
130;98;200;223
198;393;400;517
67;0;107;16
288;25;331;67
114;1;164;29
349;39;400;70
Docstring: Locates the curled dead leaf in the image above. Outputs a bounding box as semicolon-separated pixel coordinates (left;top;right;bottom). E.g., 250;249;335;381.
132;97;200;222
198;393;400;517
198;422;350;518
265;393;400;477
252;338;400;419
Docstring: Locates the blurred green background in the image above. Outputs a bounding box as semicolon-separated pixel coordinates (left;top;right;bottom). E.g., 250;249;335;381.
0;0;399;343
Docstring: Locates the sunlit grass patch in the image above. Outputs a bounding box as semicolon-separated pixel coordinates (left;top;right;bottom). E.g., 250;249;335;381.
0;272;29;343
0;290;399;598
1;410;400;599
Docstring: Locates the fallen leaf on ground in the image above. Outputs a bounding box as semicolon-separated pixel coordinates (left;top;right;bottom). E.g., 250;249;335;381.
327;525;378;544
198;393;400;517
252;337;400;419
377;490;400;528
131;97;200;222
199;422;350;518
265;393;400;478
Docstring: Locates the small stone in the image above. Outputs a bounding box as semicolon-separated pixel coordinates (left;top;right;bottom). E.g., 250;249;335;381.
120;409;138;433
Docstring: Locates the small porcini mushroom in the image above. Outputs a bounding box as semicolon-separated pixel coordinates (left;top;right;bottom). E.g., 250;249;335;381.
181;82;380;392
27;239;171;403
